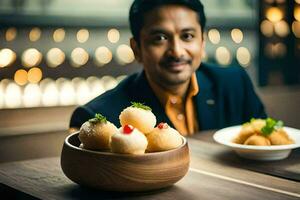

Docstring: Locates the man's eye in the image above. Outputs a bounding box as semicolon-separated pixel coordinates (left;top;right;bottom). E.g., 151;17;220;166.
182;33;194;41
153;34;167;42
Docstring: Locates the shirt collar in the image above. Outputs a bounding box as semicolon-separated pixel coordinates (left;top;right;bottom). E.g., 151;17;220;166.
147;73;199;107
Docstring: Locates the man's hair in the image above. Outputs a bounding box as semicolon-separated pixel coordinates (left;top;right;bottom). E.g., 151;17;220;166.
129;0;206;44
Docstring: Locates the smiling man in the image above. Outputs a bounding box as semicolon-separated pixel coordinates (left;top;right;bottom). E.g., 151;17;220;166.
70;0;266;135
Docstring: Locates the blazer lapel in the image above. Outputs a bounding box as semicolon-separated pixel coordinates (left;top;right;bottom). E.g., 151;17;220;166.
195;69;218;130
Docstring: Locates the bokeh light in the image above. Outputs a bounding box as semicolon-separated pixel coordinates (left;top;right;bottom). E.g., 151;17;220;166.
260;20;274;37
87;76;105;98
101;76;118;91
59;80;76;105
208;29;221;44
107;28;120;43
40;78;59;106
5;27;17;42
23;83;41;107
236;47;251;67
292;21;300;38
28;67;43;83
231;29;243;44
116;44;135;64
14;69;28;86
266;7;283;23
295;6;300;21
53;28;66;42
0;48;16;68
94;46;113;66
71;48;89;67
22;48;42;68
274;20;290;37
264;42;287;58
29;27;42;42
77;29;89;43
46;48;65;68
4;82;22;108
215;46;231;66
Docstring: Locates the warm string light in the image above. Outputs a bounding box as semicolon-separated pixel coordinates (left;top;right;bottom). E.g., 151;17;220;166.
53;28;65;42
70;48;89;67
107;28;120;43
29;27;42;42
77;29;89;43
46;48;65;68
116;44;135;64
22;48;42;68
1;25;257;108
208;29;220;44
266;7;283;23
215;46;231;66
5;27;17;42
0;75;125;108
94;46;113;66
0;48;16;68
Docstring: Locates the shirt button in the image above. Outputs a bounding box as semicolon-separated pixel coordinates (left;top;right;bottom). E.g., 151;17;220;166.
177;114;184;120
170;97;177;104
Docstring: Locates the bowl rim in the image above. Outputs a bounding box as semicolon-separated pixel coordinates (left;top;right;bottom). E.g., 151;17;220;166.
65;131;187;156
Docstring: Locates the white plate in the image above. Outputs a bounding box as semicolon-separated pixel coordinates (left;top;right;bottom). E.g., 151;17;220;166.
213;126;300;161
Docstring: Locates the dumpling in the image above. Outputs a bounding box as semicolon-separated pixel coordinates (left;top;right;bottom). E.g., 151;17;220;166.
268;129;294;145
119;102;156;134
146;122;182;152
250;119;266;134
244;135;271;146
79;114;118;150
233;123;255;144
110;125;148;155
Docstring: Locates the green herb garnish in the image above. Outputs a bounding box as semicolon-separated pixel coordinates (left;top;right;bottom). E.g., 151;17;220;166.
261;118;284;136
88;113;107;124
131;102;152;111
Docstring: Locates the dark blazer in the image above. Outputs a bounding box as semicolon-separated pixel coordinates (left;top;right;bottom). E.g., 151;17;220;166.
70;63;266;130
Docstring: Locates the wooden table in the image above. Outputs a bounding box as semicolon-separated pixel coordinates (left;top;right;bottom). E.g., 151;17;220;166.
0;131;300;200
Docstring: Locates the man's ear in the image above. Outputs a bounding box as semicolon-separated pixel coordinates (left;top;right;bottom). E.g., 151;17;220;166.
130;38;142;63
201;40;206;55
200;32;206;56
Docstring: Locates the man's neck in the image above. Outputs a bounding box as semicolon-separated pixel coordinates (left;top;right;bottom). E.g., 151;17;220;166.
161;81;190;99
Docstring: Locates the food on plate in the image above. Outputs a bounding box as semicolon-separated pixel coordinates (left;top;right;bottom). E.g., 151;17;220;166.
244;135;271;146
233;118;294;146
119;102;156;134
146;122;182;152
268;129;294;145
79;113;118;150
110;124;148;155
232;119;267;144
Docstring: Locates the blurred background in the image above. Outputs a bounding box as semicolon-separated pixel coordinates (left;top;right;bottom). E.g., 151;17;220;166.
0;0;299;162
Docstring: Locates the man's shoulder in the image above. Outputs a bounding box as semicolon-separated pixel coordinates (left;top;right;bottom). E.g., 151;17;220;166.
197;62;248;85
198;62;245;78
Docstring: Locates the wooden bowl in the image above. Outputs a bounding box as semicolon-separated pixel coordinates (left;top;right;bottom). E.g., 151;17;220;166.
61;132;190;192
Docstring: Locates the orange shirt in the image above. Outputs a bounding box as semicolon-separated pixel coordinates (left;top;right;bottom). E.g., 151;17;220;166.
148;73;199;136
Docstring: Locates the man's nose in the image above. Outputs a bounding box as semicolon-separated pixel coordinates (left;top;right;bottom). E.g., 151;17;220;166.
167;38;185;58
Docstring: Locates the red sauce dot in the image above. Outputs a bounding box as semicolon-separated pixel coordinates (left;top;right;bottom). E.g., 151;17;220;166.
123;124;134;134
158;122;166;129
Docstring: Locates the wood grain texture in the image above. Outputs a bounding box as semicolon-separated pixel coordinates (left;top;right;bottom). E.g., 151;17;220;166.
61;132;190;192
0;157;299;200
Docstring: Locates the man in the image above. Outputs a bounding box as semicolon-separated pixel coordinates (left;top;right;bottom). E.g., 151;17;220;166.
70;0;266;135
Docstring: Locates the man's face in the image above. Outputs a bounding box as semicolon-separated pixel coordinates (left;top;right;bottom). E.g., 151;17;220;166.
131;5;205;91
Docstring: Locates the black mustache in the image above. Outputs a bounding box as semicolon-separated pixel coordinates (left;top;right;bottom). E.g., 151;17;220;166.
160;57;192;66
